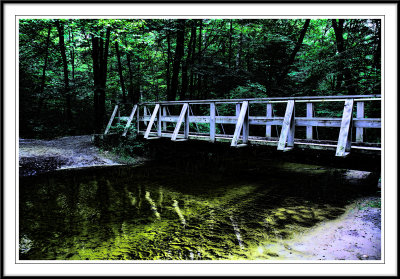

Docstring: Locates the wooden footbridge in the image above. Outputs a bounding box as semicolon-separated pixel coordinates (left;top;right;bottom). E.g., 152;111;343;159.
104;95;381;157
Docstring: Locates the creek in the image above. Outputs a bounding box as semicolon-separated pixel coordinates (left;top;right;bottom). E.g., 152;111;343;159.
19;154;379;260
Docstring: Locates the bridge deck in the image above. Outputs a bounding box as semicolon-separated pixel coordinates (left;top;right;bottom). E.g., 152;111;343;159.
139;131;381;155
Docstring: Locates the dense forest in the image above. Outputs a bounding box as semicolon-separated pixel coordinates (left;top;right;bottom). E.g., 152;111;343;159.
19;18;381;139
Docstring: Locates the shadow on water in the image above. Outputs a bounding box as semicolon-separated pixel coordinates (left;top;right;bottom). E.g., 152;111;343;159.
19;153;380;260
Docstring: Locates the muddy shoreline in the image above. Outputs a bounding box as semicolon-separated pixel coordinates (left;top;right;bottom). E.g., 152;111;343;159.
19;135;147;176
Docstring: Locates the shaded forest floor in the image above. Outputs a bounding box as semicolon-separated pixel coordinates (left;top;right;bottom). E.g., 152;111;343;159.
18;135;381;261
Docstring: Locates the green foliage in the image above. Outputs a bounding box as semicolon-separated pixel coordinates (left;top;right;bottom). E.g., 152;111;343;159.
229;82;267;99
19;18;381;142
189;122;222;135
357;198;381;210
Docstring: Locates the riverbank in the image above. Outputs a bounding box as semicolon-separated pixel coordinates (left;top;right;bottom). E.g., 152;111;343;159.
19;135;147;176
263;196;381;260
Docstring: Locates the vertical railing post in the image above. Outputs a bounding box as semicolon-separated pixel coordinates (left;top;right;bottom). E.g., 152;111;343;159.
143;105;148;126
184;104;189;139
162;106;167;131
266;103;272;138
306;102;313;140
356;101;364;143
243;102;249;143
236;103;241;117
157;105;162;137
137;105;140;133
287;102;295;147
210;102;216;142
236;102;241;139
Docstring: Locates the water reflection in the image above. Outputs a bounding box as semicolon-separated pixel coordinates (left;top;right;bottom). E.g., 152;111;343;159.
19;161;378;260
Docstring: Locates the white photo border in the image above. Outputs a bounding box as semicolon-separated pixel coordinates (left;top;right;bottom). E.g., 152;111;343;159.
3;2;398;277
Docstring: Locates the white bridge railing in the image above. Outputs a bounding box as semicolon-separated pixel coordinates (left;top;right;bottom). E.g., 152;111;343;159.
104;95;381;157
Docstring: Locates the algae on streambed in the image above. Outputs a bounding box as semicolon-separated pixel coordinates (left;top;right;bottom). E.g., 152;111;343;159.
19;161;379;260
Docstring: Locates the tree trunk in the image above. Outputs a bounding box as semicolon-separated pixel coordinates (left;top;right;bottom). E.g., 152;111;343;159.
228;20;233;69
55;20;71;123
68;26;75;82
37;24;51;116
373;19;381;69
92;28;111;133
40;25;51;93
332;19;355;94
235;32;243;69
278;19;310;83
180;21;195;100
189;21;197;99
115;41;126;102
124;36;135;103
166;29;172;99
197;19;203;99
373;19;381;95
169;19;185;101
137;57;141;102
126;51;135;103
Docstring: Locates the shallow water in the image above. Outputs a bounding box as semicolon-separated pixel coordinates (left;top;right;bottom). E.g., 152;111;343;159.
19;160;378;260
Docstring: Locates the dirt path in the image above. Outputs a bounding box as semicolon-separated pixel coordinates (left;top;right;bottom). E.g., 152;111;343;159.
19;135;134;176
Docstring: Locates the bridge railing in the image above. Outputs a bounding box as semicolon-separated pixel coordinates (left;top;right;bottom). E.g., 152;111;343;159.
105;95;381;157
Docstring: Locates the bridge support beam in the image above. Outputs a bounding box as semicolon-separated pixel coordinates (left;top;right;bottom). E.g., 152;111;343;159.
231;101;249;147
277;100;295;151
144;104;160;139
122;104;137;137
172;103;189;141
336;99;354;157
104;104;119;135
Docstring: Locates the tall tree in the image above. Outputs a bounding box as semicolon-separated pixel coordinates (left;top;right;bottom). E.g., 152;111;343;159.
278;19;311;83
165;28;172;99
68;25;76;83
180;20;196;100
124;37;135;104
37;23;52;116
188;20;197;99
228;20;233;69
55;20;72;123
91;27;111;133
115;41;126;102
40;24;52;93
332;19;355;94
197;19;203;99
169;19;185;101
